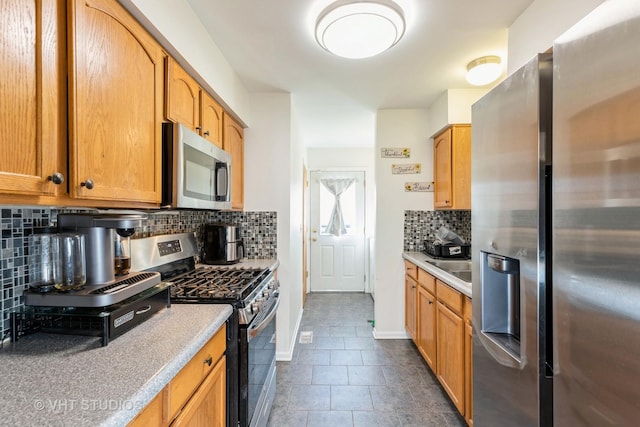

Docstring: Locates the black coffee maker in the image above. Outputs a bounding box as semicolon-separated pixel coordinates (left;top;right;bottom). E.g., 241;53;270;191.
202;223;244;264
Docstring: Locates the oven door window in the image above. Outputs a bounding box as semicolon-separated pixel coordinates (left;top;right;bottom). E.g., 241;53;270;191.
183;144;214;201
248;312;276;422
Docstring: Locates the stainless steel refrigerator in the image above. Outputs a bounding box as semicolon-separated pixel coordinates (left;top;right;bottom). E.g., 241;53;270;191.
471;1;640;425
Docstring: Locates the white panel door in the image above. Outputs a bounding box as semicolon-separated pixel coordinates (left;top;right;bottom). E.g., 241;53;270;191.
309;170;365;292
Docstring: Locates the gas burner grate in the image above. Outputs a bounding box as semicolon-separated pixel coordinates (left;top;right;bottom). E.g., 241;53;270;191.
169;267;270;301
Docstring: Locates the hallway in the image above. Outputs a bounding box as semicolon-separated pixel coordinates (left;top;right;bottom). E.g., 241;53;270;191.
267;292;466;426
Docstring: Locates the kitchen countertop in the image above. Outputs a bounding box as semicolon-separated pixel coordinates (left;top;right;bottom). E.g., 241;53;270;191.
226;258;280;271
403;251;472;297
0;303;233;427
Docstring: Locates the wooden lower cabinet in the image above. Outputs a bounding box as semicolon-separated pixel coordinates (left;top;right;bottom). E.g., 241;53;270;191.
465;322;473;426
128;391;165;427
404;260;473;424
436;300;465;413
172;355;226;427
417;284;437;371
464;297;473;426
405;274;418;341
127;325;226;427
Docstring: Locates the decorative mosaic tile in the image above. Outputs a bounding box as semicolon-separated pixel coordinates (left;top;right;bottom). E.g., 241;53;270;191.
0;206;277;340
404;210;471;252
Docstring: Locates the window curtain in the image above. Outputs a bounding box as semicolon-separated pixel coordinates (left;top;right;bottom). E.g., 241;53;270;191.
320;178;355;236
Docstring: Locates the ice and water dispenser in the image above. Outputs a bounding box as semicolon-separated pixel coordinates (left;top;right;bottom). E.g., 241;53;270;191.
480;252;521;358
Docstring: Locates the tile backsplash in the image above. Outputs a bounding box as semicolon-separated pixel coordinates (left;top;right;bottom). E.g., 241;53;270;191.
0;207;277;340
404;210;471;252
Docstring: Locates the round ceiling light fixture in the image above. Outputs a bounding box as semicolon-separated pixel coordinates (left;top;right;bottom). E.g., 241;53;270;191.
315;0;406;59
466;55;503;86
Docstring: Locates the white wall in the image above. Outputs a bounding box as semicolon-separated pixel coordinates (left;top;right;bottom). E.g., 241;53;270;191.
507;0;605;73
427;89;489;135
119;0;251;124
374;109;431;338
244;93;304;360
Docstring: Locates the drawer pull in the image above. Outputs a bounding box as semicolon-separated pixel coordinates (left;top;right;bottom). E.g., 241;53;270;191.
204;356;213;367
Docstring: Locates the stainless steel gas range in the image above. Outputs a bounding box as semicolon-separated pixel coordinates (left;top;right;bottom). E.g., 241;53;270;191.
131;233;279;427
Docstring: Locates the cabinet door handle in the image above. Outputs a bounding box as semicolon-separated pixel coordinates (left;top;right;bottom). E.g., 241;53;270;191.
204;356;213;367
195;126;202;132
204;130;210;136
428;301;433;305
47;172;64;185
80;179;94;190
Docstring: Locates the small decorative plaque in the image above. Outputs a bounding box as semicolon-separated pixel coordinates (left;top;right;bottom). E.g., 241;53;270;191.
392;163;421;174
404;182;434;192
380;147;410;158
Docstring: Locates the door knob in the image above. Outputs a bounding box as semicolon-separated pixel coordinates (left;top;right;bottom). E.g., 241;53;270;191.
311;228;317;233
312;237;317;242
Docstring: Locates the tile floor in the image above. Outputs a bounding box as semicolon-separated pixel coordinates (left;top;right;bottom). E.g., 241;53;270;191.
267;292;466;427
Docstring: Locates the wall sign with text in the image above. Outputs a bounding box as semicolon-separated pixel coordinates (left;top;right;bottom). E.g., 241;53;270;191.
380;147;410;158
392;163;421;174
405;182;434;192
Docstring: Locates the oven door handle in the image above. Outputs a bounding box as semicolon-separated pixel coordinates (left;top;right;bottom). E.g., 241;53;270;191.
249;294;280;341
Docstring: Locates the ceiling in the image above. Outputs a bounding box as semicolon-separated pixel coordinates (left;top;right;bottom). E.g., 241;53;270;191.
186;0;535;148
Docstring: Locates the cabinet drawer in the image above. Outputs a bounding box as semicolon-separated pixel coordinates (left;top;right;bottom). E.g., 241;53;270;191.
464;297;472;323
128;390;165;427
417;268;436;294
167;324;226;421
404;261;417;280
436;280;463;316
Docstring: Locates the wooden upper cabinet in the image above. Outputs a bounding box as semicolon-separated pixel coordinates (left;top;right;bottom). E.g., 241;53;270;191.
166;56;200;132
223;112;244;210
68;0;163;204
433;125;471;210
166;57;223;148
0;0;66;197
200;91;223;148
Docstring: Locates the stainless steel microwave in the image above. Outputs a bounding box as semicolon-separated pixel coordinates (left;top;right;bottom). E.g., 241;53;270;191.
162;122;231;210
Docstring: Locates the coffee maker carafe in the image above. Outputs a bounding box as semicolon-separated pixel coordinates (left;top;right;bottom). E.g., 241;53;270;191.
57;213;144;285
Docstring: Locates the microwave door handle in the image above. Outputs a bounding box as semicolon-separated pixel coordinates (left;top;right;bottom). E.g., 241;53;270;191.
213;162;221;200
225;163;231;201
213;162;231;201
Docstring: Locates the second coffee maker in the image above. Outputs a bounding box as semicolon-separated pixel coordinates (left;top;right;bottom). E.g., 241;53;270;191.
202;223;244;265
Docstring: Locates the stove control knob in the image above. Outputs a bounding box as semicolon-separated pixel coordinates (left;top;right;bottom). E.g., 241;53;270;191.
263;290;270;298
252;302;260;314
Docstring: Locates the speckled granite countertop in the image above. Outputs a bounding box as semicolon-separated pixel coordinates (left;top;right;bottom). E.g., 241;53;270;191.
0;304;233;427
403;251;472;297
216;258;279;271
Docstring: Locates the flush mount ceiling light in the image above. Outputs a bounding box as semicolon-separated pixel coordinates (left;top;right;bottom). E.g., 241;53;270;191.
315;0;405;59
466;55;502;86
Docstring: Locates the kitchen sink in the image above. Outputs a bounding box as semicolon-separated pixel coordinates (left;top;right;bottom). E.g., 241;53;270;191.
422;256;472;283
451;270;472;283
424;258;471;272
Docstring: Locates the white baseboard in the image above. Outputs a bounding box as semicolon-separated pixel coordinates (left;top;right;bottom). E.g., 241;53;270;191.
276;307;304;361
372;328;411;339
